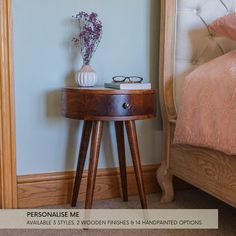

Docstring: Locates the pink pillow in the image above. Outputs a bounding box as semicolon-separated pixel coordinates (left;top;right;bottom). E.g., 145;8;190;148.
174;50;236;155
209;12;236;41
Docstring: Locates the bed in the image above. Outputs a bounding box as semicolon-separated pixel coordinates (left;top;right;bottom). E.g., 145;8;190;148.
157;0;236;208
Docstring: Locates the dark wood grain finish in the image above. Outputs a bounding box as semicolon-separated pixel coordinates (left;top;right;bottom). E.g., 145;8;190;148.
125;121;147;209
64;87;157;95
62;87;157;209
71;121;92;207
61;88;156;121
85;121;104;209
115;121;128;202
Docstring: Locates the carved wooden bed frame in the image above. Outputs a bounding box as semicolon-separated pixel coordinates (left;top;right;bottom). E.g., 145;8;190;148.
157;0;236;208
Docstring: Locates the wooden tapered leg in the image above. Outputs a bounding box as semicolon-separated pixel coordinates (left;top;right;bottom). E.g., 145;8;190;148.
125;120;147;209
71;121;93;207
85;120;104;209
115;121;128;202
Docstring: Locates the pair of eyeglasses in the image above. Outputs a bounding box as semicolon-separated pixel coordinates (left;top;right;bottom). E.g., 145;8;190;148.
112;76;143;83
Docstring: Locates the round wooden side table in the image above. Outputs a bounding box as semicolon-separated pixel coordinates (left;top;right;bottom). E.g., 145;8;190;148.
61;87;157;209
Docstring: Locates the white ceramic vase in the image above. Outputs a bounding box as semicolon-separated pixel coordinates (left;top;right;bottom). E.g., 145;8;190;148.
75;65;97;87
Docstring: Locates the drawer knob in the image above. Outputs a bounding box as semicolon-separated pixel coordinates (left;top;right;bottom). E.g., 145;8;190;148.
123;103;131;109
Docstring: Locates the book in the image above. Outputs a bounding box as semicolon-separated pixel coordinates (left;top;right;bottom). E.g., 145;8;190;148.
104;82;151;90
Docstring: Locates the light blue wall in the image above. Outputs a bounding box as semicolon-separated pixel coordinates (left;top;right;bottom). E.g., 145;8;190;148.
12;0;162;175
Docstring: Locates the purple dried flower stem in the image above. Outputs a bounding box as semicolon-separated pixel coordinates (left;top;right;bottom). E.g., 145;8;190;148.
72;12;102;65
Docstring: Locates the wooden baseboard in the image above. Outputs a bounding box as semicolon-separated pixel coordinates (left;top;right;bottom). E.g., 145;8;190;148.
17;164;191;208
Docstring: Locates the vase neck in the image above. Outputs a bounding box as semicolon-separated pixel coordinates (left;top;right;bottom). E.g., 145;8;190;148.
80;64;95;72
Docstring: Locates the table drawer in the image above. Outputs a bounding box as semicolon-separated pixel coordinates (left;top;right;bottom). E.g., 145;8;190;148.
62;89;156;121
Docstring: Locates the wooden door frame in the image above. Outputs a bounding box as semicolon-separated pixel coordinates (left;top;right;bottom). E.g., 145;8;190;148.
0;0;17;208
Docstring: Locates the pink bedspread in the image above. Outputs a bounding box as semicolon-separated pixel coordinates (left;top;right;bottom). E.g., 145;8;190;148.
174;50;236;155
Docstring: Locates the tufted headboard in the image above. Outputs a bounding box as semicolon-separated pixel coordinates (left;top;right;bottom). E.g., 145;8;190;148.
159;0;236;120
